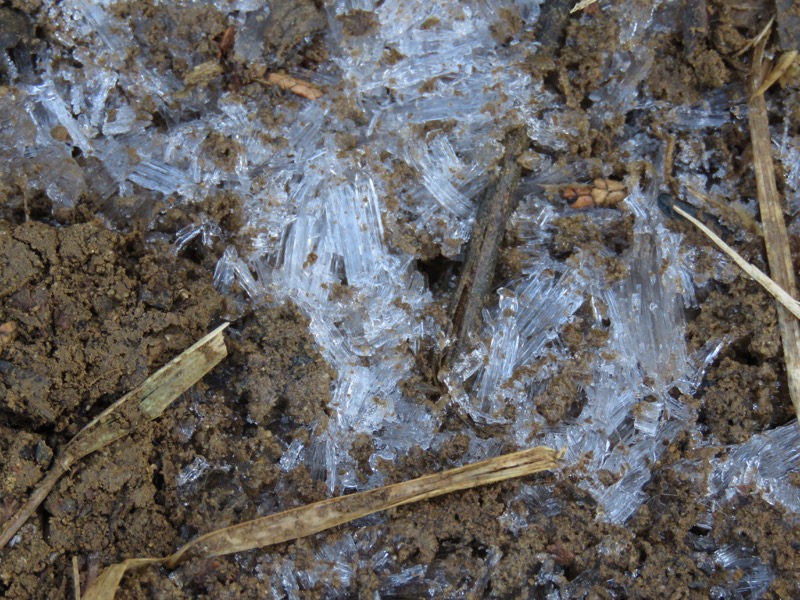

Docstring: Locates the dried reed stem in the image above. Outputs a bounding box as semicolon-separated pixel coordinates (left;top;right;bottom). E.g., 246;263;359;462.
72;556;81;600
0;323;229;549
673;202;800;321
82;446;562;600
748;39;800;421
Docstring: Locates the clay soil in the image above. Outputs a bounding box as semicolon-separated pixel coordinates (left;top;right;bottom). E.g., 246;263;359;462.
2;1;800;599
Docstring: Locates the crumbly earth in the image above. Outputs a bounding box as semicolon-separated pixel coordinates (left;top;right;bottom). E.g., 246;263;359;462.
2;1;800;599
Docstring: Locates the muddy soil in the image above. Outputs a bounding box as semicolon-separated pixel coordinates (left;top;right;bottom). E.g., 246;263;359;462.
2;1;800;599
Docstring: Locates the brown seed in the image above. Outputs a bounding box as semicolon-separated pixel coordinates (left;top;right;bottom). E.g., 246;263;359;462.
591;188;609;205
219;26;235;58
590;178;628;206
265;72;324;100
569;194;595;209
562;186;591;201
605;190;628;206
606;179;627;192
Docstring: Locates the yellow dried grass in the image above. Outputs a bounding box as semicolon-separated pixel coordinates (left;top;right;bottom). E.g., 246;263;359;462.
81;446;562;600
747;37;800;420
570;0;599;14
0;323;230;550
673;201;800;322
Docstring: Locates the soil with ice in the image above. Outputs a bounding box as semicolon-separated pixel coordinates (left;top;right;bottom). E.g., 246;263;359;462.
1;0;799;598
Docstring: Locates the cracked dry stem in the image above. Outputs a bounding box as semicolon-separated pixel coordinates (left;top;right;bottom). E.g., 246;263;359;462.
749;40;800;421
444;126;529;371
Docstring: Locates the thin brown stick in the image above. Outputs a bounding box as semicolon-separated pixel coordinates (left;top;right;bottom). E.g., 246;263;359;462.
81;445;562;600
441;127;529;375
0;323;229;549
748;39;800;421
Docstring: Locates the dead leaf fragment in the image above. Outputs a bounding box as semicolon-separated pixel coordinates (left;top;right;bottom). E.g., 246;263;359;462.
81;445;561;600
265;72;324;100
0;323;230;550
571;0;598;13
218;26;235;59
751;50;798;97
184;60;225;86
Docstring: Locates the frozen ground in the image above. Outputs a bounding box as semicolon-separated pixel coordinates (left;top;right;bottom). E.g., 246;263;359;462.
1;0;800;597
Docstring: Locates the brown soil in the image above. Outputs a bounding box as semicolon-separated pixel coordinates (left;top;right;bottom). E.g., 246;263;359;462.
2;1;800;599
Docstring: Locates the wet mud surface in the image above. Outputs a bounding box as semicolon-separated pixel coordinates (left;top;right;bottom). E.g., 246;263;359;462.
2;0;800;598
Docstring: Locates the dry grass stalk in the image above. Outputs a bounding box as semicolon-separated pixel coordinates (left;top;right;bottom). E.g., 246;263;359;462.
82;446;562;600
570;0;599;13
686;185;761;237
72;556;81;600
752;49;799;98
673;203;800;321
0;323;230;550
264;72;324;100
733;15;775;58
748;38;800;421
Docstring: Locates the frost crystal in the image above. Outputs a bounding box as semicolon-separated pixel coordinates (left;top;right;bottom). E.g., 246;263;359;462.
709;423;800;512
176;456;211;487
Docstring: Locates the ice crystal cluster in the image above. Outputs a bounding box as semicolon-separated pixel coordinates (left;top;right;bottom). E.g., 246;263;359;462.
3;0;799;596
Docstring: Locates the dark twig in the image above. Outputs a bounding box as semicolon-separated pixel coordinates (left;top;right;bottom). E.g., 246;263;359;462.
440;127;529;376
